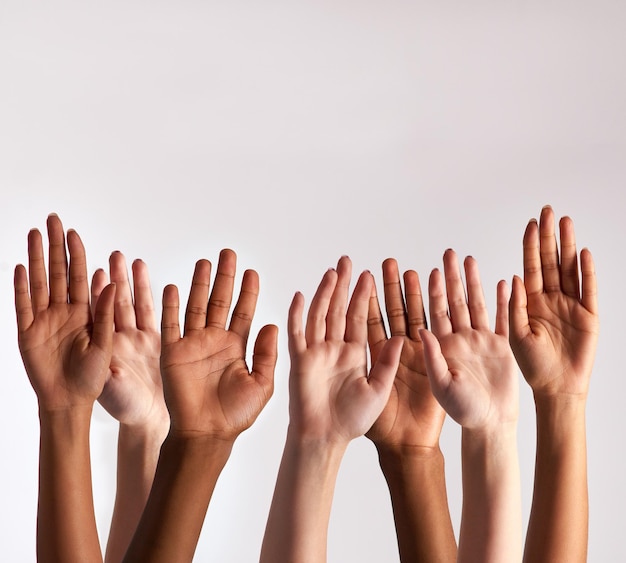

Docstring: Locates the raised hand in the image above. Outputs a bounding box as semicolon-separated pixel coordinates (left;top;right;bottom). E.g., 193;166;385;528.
14;213;115;563
124;250;277;563
287;256;403;444
15;214;115;411
366;258;456;563
510;205;598;399
510;206;598;563
92;252;168;431
91;252;169;563
366;258;445;450
420;249;521;563
421;250;518;431
160;250;277;439
260;257;403;563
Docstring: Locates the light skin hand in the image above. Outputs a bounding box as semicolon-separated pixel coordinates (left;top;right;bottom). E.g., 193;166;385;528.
420;250;518;431
366;258;446;451
509;206;599;399
288;257;404;445
92;252;168;432
91;252;169;563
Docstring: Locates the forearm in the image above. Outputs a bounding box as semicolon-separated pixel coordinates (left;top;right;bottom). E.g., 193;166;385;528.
38;407;102;563
123;432;233;563
105;423;168;563
459;425;522;563
260;431;347;563
376;444;457;563
524;395;588;563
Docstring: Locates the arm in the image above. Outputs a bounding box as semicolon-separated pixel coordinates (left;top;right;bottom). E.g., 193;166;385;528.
420;250;522;563
509;206;598;563
123;250;277;562
91;252;169;563
260;257;403;563
14;213;115;563
366;259;456;563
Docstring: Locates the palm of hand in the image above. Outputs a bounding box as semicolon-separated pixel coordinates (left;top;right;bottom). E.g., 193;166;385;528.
291;341;383;444
97;328;166;427
367;338;445;449
161;328;270;439
435;330;518;430
19;304;109;410
514;292;598;397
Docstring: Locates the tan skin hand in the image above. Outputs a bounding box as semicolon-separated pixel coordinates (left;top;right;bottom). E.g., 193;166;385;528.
92;253;168;429
510;208;599;399
366;259;445;450
160;251;277;440
15;214;115;411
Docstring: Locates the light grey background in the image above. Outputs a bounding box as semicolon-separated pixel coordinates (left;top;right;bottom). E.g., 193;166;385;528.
1;1;624;561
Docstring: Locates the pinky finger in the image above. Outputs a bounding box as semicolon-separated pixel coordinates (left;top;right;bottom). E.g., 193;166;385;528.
14;265;34;333
580;248;598;315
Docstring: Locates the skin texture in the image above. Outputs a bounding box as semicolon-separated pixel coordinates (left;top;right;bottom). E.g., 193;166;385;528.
509;206;598;563
14;213;115;563
91;252;169;563
366;258;457;563
123;250;277;563
420;250;522;563
260;257;403;563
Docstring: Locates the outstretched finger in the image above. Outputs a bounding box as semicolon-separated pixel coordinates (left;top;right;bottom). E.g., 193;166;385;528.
288;291;307;356
184;259;211;334
367;336;403;396
305;269;337;345
495;280;510;338
229;269;259;343
67;229;89;305
464;256;489;330
539;206;561;293
559;216;580;299
367;279;387;356
47;214;69;305
509;275;531;343
91;283;116;354
443;249;471;331
382;258;407;337
14;264;34;332
428;269;452;337
27;228;48;314
207;249;236;329
110;251;136;330
419;329;452;403
522;219;543;296
345;271;373;344
580;248;598;315
251;324;278;397
132;259;158;332
326;256;352;341
404;269;427;341
162;284;181;346
90;268;108;317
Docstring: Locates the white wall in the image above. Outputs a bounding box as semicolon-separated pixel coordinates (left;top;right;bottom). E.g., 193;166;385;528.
1;1;624;561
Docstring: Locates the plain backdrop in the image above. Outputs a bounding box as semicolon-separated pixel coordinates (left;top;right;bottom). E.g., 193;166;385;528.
1;1;624;561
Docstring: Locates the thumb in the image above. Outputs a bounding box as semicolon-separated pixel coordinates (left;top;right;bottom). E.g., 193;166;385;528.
252;324;278;395
91;283;116;353
418;329;452;397
368;335;403;396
